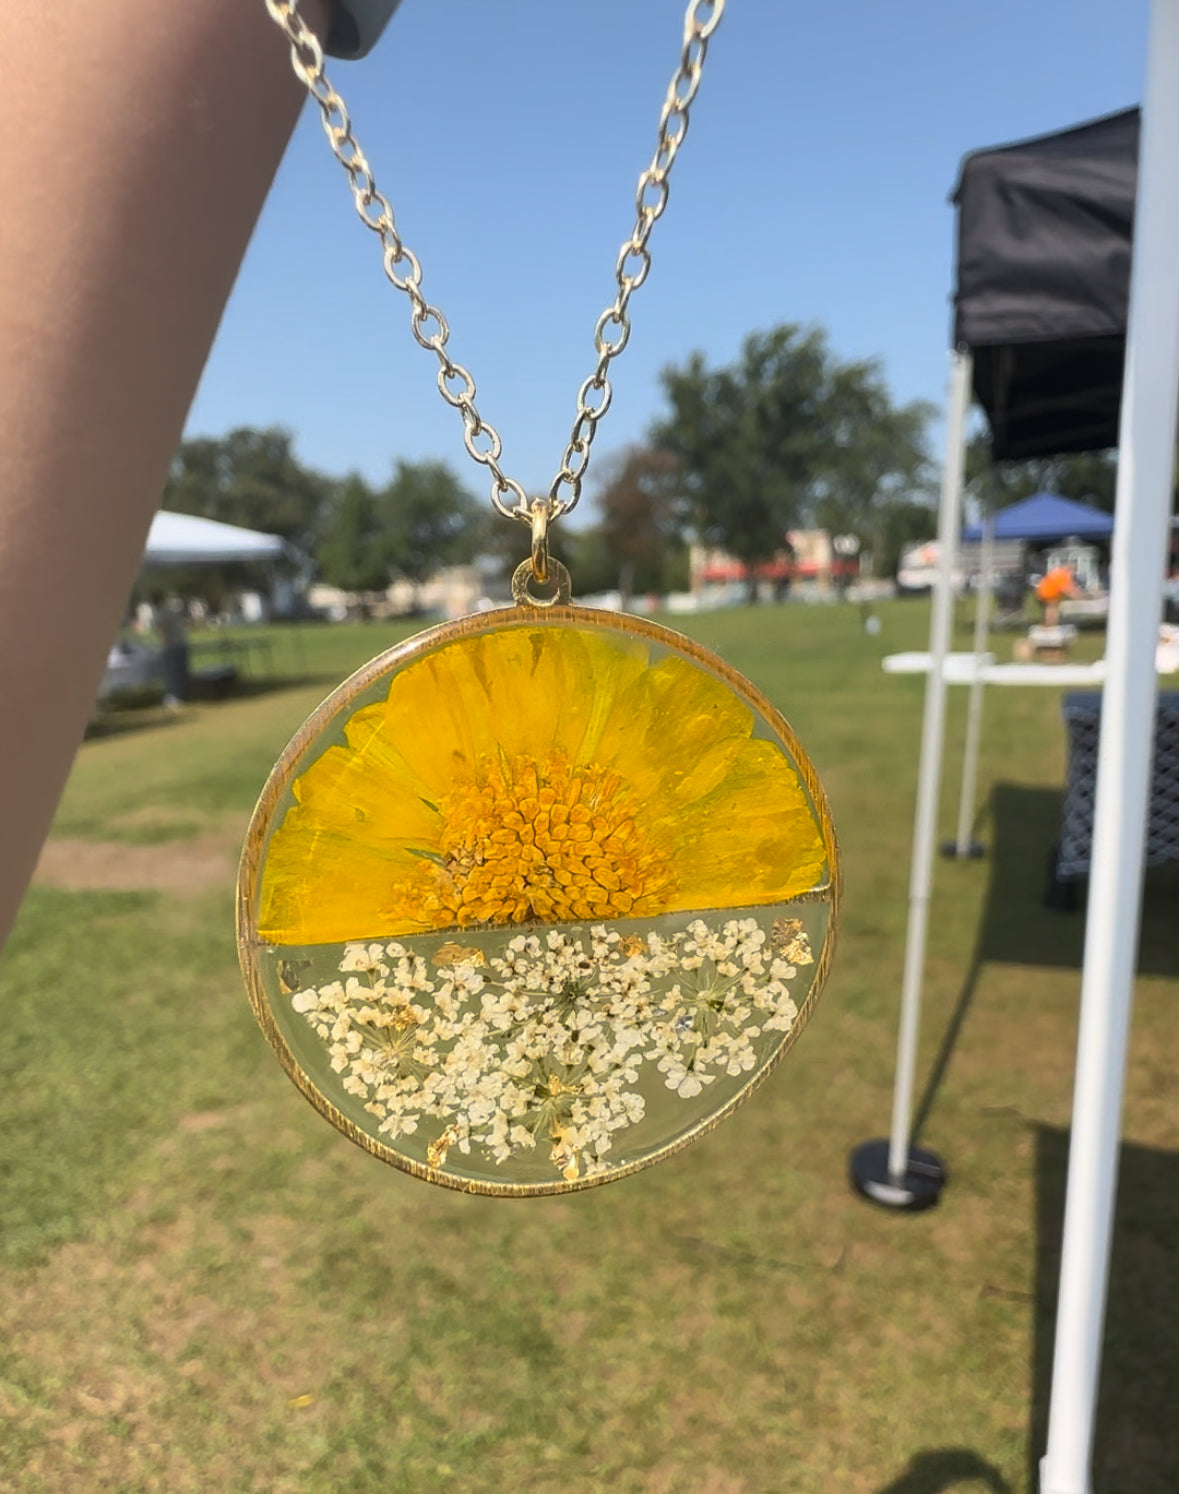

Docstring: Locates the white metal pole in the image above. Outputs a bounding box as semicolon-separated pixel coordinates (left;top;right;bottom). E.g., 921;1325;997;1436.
1040;4;1179;1489
954;506;995;854
886;348;971;1181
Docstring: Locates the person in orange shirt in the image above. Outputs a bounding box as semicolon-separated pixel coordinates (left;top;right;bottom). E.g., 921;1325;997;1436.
1036;565;1079;625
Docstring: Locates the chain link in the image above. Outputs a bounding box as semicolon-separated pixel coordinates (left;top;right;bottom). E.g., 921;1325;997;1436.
265;0;723;531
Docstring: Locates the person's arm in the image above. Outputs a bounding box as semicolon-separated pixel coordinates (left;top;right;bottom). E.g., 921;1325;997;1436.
0;1;330;947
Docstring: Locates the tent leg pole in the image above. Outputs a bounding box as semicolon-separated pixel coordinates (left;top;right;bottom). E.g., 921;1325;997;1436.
850;348;971;1209
1040;5;1179;1489
948;507;994;858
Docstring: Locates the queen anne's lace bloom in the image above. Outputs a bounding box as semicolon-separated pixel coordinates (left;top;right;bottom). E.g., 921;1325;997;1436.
285;917;811;1181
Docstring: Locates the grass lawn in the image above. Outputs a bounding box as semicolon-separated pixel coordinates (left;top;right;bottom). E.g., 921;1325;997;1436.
2;602;1176;1494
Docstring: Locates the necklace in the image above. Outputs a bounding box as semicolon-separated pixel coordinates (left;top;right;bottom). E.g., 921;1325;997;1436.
238;0;840;1195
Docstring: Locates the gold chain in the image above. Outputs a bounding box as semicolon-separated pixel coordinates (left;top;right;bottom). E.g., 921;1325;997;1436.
264;0;724;544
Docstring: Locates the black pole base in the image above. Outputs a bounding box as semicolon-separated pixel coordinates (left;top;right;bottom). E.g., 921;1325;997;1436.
940;838;986;860
849;1139;946;1211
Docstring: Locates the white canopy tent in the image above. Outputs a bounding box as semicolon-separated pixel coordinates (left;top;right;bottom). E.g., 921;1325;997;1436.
855;7;1179;1491
99;513;290;698
1038;12;1179;1487
143;510;286;566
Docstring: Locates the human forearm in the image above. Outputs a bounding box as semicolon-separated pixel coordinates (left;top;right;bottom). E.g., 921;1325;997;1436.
0;1;329;945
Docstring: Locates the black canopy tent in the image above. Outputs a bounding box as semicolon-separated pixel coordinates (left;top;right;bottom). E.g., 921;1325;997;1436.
952;107;1139;460
943;114;1139;864
853;71;1179;1494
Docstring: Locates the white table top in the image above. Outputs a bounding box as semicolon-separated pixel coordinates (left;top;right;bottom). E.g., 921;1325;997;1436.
882;652;1108;686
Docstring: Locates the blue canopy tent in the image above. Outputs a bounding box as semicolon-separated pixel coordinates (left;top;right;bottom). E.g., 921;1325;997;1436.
962;493;1114;545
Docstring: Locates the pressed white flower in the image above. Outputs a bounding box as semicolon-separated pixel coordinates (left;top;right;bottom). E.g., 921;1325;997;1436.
285;913;810;1180
341;942;390;976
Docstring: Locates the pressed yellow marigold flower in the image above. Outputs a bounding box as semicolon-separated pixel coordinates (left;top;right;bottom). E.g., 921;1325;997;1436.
257;622;829;945
391;752;671;928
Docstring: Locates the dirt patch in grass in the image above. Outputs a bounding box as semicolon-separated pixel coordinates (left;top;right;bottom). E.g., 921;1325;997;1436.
32;823;244;897
99;808;208;846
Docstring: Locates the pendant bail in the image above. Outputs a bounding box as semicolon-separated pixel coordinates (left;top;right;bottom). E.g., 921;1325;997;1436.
530;499;551;585
512;557;571;608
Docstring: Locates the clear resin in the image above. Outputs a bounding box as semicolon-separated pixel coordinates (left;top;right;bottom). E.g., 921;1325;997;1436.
238;607;838;1193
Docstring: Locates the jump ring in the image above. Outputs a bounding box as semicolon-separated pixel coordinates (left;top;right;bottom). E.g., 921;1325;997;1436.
530;501;550;585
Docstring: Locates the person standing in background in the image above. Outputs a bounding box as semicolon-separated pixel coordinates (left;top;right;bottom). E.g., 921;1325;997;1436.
1035;564;1078;626
149;590;189;708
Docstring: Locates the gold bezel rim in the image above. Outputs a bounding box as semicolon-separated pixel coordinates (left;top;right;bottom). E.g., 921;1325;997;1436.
236;603;841;1196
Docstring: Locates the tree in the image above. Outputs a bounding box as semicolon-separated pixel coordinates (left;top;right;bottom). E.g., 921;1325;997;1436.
652;326;934;598
964;434;1118;512
811;363;936;536
383;460;484;599
872;497;939;580
653;329;825;600
163;426;331;555
316;474;394;596
562;526;622;597
594;446;684;607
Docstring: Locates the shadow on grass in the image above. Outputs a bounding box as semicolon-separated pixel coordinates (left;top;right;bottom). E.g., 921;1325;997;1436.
1031;1129;1179;1493
901;787;1179;1490
84;708;187;742
875;1448;1010;1492
969;783;1179;978
85;673;340;742
191;671;340;699
912;782;1179;1142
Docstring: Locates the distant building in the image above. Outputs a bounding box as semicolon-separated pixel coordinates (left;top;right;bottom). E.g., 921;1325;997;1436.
308;564;488;622
689;530;860;598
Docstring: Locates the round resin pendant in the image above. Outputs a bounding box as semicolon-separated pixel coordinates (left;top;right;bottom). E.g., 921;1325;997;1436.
237;606;839;1194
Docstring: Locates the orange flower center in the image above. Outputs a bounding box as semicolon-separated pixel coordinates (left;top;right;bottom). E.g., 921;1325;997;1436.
399;753;672;930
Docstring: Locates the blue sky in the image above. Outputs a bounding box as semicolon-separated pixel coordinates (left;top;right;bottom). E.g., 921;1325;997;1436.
186;1;1149;520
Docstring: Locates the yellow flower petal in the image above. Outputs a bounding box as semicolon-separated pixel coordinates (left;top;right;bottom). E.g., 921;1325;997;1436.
591;653;754;804
657;739;828;909
255;621;832;945
260;830;434;943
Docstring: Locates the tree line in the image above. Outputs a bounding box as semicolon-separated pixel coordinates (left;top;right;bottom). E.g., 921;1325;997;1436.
162;322;1123;608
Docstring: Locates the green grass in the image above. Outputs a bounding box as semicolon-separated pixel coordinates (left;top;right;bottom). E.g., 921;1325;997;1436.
1;604;1175;1493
